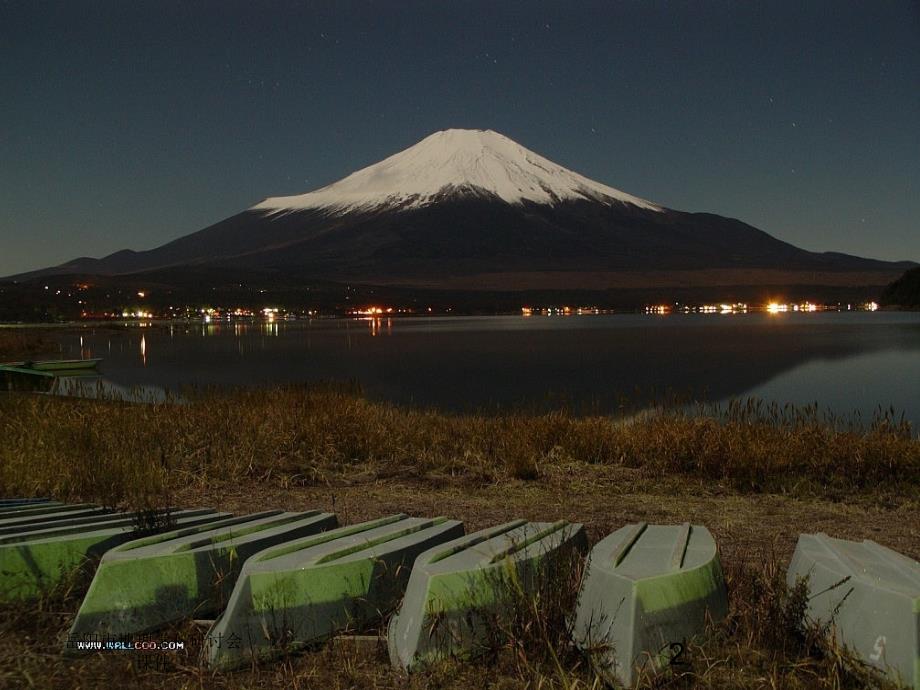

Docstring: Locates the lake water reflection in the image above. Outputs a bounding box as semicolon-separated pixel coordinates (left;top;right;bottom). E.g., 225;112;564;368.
49;312;920;428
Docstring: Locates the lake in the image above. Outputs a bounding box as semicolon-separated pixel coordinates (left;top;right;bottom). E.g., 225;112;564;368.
46;312;920;428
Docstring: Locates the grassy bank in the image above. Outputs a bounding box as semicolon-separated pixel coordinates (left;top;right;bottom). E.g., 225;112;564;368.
1;386;918;689
1;386;917;507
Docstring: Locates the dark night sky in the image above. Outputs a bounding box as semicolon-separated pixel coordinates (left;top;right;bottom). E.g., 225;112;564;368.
1;0;918;276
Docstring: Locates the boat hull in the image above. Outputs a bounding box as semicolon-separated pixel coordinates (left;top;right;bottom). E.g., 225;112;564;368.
205;514;463;669
0;508;226;602
388;519;588;670
788;533;920;689
67;511;336;644
572;523;727;687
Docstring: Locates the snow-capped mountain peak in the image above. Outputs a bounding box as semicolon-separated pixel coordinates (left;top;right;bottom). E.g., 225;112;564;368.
252;128;662;214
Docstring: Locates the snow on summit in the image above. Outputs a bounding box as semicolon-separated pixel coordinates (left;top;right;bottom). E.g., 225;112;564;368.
253;129;662;214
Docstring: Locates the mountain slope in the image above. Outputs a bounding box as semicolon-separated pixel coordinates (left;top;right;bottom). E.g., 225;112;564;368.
10;129;914;288
254;128;661;213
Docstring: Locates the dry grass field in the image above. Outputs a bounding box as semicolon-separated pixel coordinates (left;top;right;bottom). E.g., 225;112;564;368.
1;338;917;688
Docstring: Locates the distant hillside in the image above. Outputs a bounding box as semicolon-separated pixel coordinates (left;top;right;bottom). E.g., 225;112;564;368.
880;267;920;308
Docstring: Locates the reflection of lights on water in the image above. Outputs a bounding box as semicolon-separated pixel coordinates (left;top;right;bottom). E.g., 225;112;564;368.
140;335;147;367
365;316;393;336
78;335;93;360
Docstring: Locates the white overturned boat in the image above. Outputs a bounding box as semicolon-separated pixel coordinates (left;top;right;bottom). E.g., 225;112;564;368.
788;533;920;689
388;519;587;670
205;514;463;669
572;522;727;686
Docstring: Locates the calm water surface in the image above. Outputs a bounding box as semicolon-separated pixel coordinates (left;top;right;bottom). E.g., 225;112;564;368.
49;312;920;427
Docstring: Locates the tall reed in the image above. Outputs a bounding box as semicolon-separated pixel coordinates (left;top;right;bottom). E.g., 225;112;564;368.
1;386;916;508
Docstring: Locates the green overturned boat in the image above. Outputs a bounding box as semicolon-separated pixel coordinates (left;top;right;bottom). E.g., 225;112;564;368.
788;533;920;690
0;508;216;546
388;519;587;671
68;510;336;645
572;522;727;687
0;507;134;536
205;514;463;669
0;508;226;602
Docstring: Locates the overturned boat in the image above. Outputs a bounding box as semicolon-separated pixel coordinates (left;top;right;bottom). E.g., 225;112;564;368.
68;510;336;643
788;533;920;690
0;506;226;602
0;502;99;520
572;522;727;687
205;514;463;669
388;519;587;671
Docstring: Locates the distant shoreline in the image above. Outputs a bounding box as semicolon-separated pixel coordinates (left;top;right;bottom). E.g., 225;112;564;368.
4;304;915;330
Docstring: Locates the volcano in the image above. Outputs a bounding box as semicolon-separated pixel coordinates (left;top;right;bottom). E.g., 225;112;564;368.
12;129;913;292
